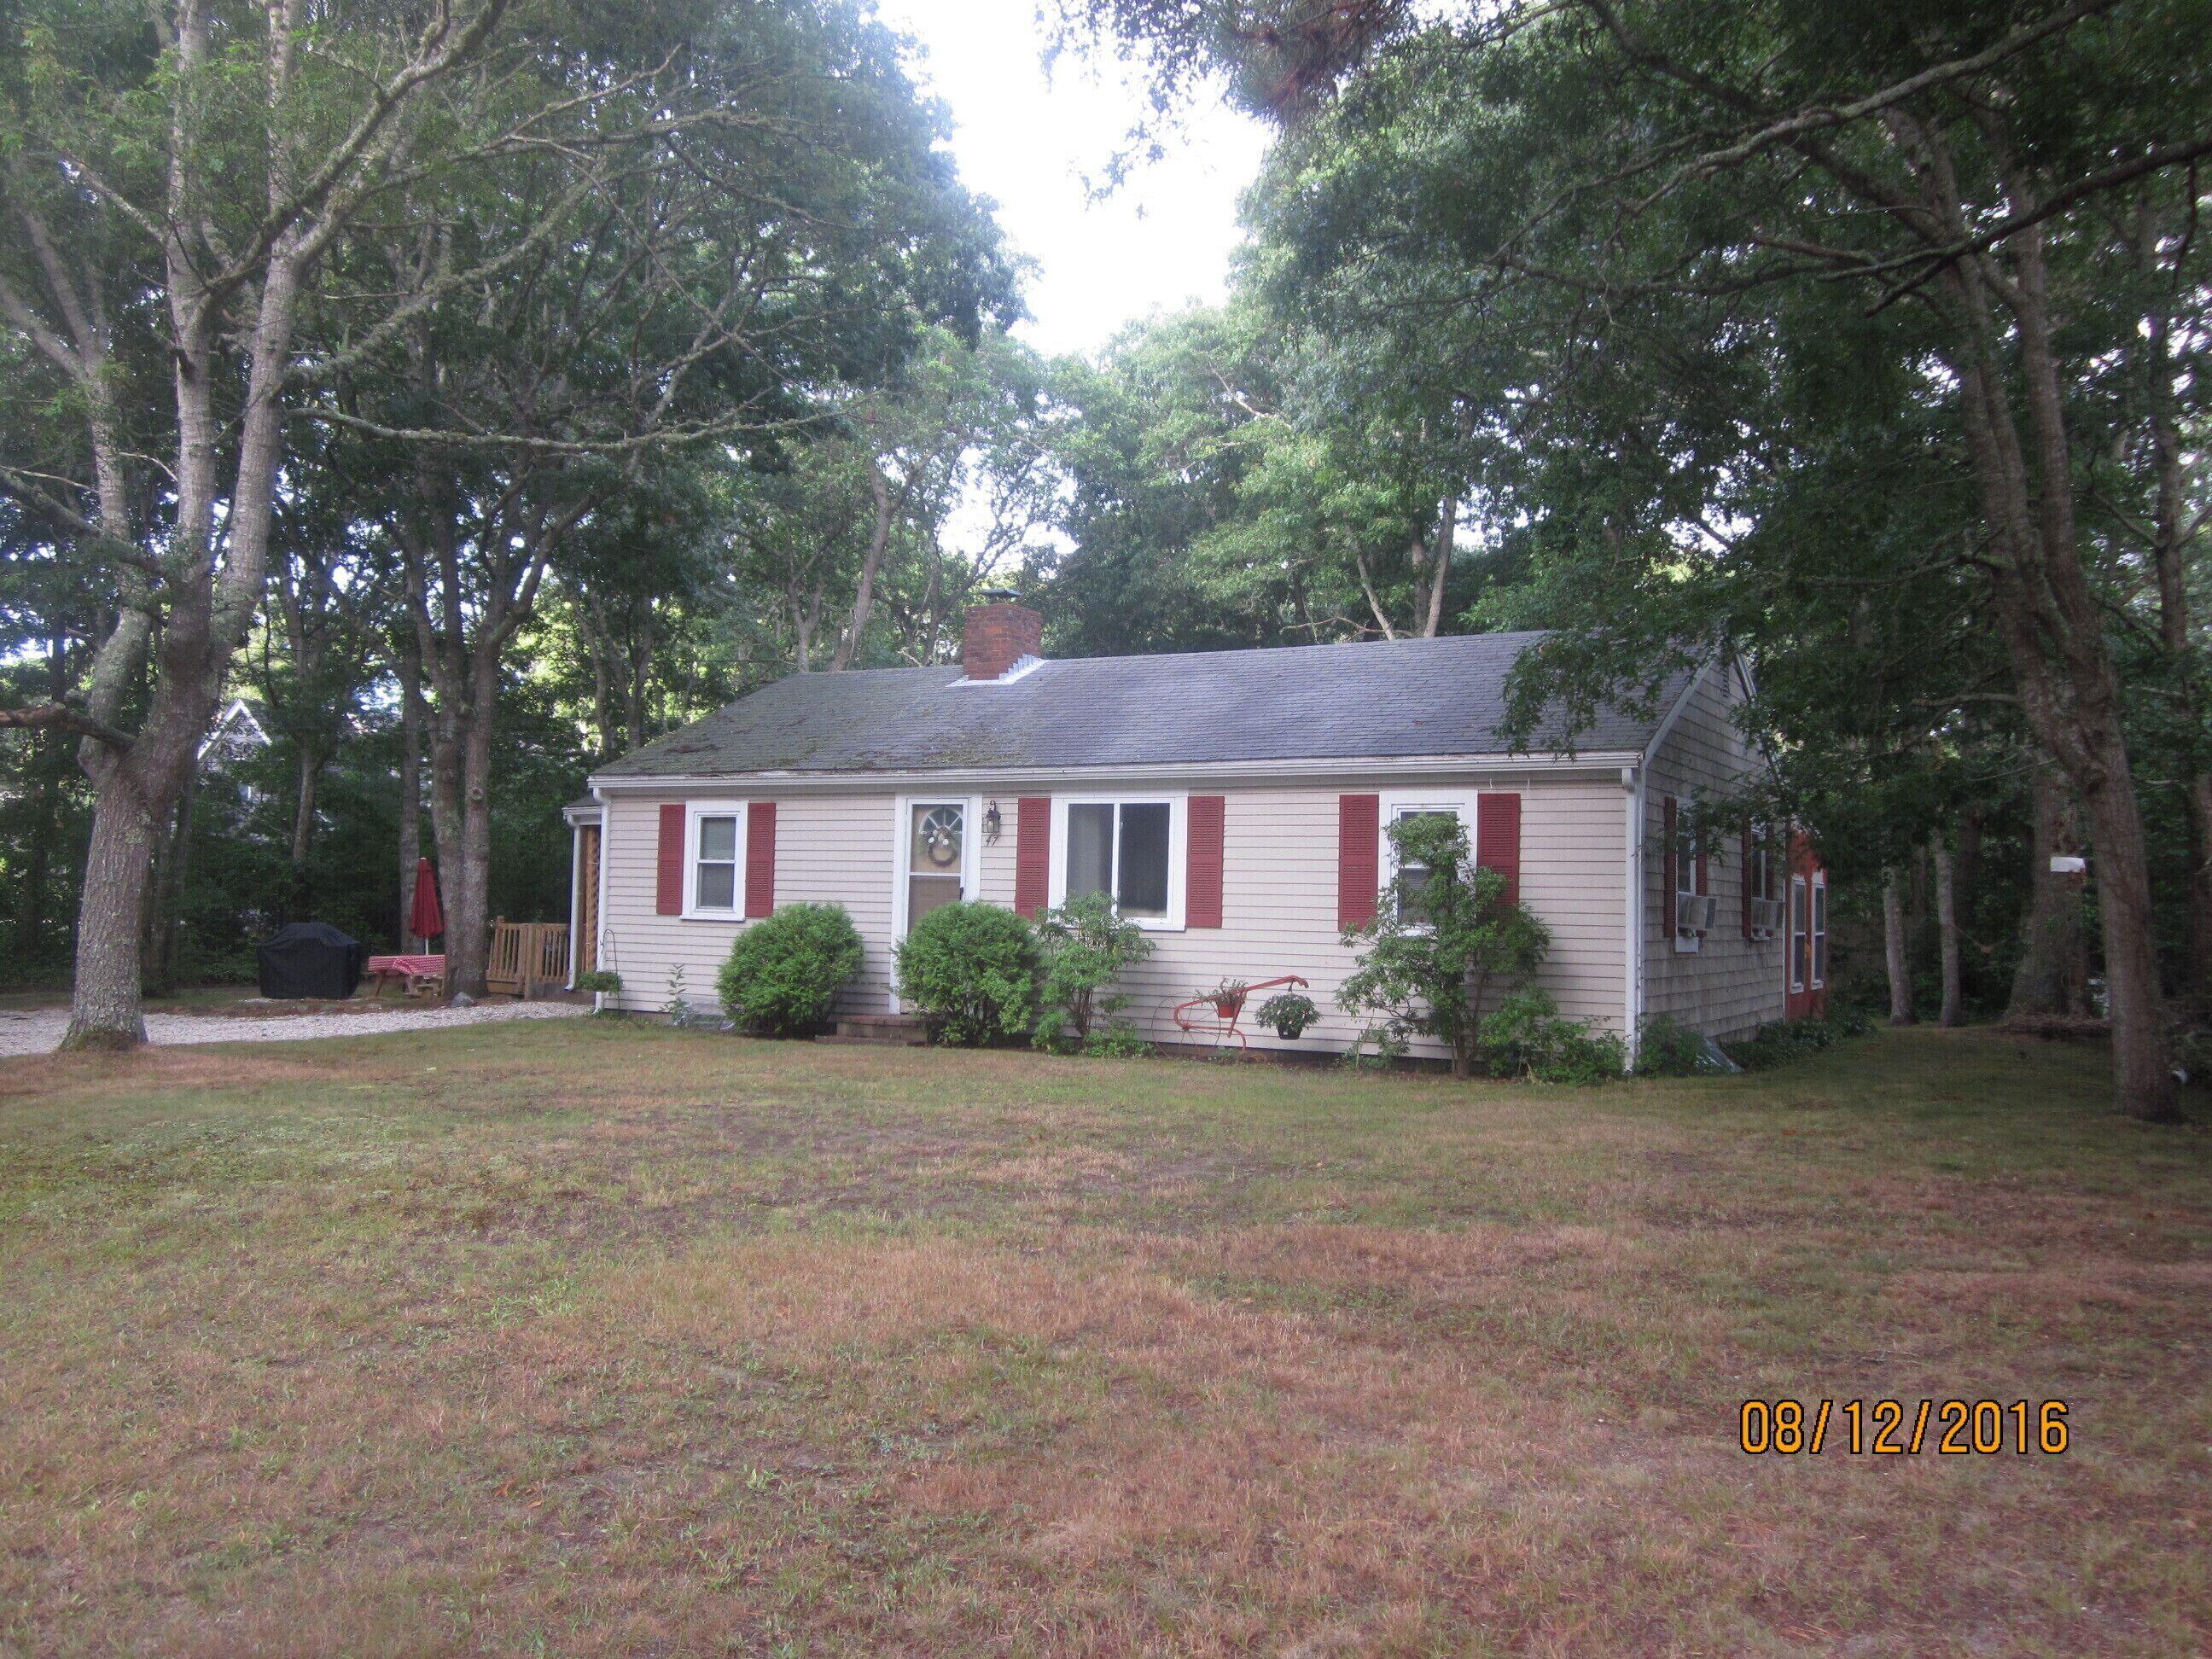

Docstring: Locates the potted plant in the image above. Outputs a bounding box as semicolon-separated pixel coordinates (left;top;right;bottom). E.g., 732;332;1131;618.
1206;979;1249;1019
1257;991;1319;1040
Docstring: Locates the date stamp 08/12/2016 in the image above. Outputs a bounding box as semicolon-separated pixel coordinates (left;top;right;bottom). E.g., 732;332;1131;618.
1738;1398;2070;1457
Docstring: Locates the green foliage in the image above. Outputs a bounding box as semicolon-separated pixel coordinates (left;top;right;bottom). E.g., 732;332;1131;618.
1080;1024;1155;1060
894;900;1039;1046
1481;988;1626;1085
1256;990;1319;1039
573;969;622;995
1634;1016;1719;1079
716;904;863;1038
1033;892;1155;1051
1336;813;1549;1079
1722;1016;1867;1074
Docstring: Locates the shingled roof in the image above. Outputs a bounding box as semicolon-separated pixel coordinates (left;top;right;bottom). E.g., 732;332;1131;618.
593;631;1689;780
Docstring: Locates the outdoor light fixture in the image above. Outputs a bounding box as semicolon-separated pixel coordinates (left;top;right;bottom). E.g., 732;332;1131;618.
984;800;1003;844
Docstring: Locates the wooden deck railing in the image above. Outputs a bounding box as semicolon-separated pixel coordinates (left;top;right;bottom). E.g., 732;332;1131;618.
487;919;570;998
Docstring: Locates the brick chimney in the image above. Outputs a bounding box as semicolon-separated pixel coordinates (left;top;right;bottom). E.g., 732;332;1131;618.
962;590;1043;681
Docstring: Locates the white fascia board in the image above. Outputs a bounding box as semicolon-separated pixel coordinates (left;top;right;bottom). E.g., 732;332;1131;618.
586;750;1644;796
562;802;603;825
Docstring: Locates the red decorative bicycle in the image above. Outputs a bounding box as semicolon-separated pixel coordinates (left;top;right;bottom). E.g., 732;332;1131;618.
1171;974;1311;1049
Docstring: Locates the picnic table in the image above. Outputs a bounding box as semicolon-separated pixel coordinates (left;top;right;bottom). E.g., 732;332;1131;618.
365;953;445;998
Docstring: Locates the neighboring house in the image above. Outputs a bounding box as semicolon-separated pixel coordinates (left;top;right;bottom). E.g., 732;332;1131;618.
199;696;274;810
567;597;1826;1060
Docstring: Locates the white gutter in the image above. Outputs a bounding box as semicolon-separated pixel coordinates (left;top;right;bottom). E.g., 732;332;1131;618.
586;750;1644;795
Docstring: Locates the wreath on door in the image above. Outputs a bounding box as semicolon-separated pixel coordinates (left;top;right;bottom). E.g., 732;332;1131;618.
917;806;963;867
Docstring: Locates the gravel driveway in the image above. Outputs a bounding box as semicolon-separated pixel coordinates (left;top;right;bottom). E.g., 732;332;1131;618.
0;998;588;1057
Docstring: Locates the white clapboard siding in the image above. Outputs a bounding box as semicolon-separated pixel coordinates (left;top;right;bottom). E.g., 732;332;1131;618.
599;771;1627;1057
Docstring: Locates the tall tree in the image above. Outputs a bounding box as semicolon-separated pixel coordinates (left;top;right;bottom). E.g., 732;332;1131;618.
1059;0;2212;1120
0;0;548;1046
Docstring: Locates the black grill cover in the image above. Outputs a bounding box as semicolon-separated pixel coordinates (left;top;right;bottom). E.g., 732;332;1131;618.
255;922;367;999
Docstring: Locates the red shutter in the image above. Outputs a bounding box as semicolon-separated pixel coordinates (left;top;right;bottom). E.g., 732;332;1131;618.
1014;796;1051;917
744;801;776;918
1476;791;1521;907
1338;794;1380;929
655;803;685;916
1741;828;1755;938
1662;795;1678;929
1187;795;1225;927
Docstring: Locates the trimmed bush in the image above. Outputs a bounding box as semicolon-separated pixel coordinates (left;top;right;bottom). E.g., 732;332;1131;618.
894;900;1039;1046
716;903;863;1037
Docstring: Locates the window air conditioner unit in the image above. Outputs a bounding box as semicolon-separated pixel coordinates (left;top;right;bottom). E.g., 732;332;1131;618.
1675;892;1717;934
1751;896;1786;935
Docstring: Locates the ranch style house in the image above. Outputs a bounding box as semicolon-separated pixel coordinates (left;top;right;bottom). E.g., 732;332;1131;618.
562;597;1828;1061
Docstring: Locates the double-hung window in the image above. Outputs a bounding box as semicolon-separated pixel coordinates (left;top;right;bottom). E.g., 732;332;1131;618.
1790;874;1809;992
1673;798;1707;948
1388;805;1462;925
684;803;746;919
1747;826;1780;939
1810;874;1828;988
1054;795;1183;927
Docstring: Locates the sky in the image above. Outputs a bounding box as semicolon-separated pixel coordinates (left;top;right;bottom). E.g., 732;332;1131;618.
870;0;1272;360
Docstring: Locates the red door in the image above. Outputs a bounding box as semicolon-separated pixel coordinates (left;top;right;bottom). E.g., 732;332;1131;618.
1784;832;1828;1021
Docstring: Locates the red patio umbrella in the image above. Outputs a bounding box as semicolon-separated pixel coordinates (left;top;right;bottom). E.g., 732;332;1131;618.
408;856;444;948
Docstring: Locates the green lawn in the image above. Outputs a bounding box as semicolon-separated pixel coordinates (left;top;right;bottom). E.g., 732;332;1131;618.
1;1023;2205;1655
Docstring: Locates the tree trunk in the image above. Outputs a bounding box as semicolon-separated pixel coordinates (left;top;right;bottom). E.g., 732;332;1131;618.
398;642;423;950
290;746;321;923
1883;872;1916;1027
62;778;162;1050
831;462;898;671
2007;760;2091;1020
1933;837;1962;1027
2074;731;2178;1119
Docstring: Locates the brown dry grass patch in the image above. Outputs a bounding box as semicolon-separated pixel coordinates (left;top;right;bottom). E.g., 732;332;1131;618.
0;1020;2204;1655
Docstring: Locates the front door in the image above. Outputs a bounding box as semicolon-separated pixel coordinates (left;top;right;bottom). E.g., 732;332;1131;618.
575;824;601;978
902;800;969;936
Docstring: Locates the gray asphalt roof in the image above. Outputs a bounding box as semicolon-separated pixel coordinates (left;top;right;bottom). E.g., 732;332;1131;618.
593;631;1690;779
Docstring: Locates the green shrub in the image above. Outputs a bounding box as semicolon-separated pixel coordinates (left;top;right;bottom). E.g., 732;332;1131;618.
716;903;863;1037
1635;1015;1714;1077
573;969;621;995
894;901;1038;1046
1033;893;1154;1051
1080;1023;1155;1059
1483;987;1626;1084
1338;812;1550;1079
1723;1014;1865;1071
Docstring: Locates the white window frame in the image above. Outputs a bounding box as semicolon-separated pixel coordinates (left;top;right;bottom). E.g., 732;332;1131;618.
680;800;750;921
1789;873;1809;993
1379;793;1480;928
1048;791;1188;931
889;794;982;946
1747;824;1779;942
1810;871;1828;989
1671;791;1703;954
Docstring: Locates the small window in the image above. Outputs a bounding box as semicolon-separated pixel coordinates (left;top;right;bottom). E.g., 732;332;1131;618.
1811;874;1828;987
1674;799;1704;940
695;812;739;912
1790;875;1809;992
1748;826;1779;938
1066;800;1172;919
1391;806;1460;923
